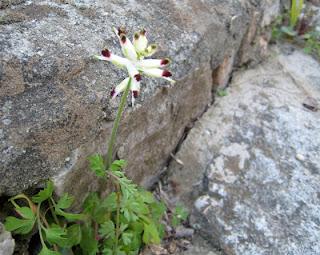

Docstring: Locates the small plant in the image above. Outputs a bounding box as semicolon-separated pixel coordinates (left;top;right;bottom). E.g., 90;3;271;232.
303;31;320;56
271;0;320;59
171;204;189;228
4;180;84;254
290;0;304;28
4;27;179;255
216;88;228;97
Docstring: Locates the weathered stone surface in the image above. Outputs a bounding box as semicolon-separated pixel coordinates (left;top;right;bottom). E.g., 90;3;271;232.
0;222;14;255
0;0;278;201
167;46;320;254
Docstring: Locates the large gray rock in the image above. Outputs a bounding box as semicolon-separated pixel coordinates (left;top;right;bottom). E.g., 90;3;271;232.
167;46;320;254
0;222;15;255
0;0;278;201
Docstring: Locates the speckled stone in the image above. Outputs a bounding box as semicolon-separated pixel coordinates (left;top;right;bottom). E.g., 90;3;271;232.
167;46;320;254
0;0;277;201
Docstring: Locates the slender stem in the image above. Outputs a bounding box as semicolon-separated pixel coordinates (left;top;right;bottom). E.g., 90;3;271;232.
49;198;61;226
106;77;132;169
9;194;37;213
114;183;121;254
37;203;47;249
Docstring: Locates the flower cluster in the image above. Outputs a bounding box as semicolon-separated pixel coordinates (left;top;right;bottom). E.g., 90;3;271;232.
95;27;175;105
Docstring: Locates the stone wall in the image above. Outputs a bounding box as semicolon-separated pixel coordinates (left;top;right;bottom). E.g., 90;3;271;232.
0;0;280;202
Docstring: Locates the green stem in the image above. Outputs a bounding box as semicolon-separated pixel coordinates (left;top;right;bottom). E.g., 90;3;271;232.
114;183;121;255
106;77;132;169
49;198;61;226
37;203;47;249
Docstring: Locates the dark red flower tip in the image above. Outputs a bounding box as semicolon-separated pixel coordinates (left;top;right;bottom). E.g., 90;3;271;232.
162;70;172;77
132;91;139;98
120;34;127;44
134;32;140;40
140;29;146;36
161;58;170;65
110;88;116;97
101;49;111;58
134;73;142;81
118;27;126;36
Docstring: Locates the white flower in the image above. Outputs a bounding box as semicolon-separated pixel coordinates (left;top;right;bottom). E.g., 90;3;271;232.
95;27;175;106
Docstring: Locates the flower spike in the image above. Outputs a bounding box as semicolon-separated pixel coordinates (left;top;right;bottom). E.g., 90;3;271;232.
119;34;138;61
111;77;130;99
95;27;175;104
135;58;171;69
133;29;148;54
94;49;128;68
140;68;175;83
143;44;157;57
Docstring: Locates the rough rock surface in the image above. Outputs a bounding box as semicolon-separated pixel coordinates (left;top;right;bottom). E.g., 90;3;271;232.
167;46;320;254
0;0;279;198
0;222;15;255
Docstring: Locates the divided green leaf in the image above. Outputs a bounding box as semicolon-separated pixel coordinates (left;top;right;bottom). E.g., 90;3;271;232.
99;220;115;239
80;224;99;255
121;232;133;246
109;159;127;172
44;225;67;245
216;89;228;97
89;154;106;177
142;222;160;244
4;216;36;234
55;207;85;221
32;180;54;203
39;246;61;255
56;193;74;209
172;205;189;227
58;224;82;248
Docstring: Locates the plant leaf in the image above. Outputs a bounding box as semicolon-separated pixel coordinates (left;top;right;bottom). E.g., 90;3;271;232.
83;192;100;214
216;89;228;97
56;193;74;209
4;216;35;234
99;220;115;239
143;222;160;244
16;206;35;219
44;225;67;245
172;205;188;227
32;180;54;203
39;246;61;255
80;224;99;255
102;248;113;255
88;154;106;177
121;232;133;246
54;207;86;221
280;26;297;37
109;160;127;172
59;224;82;248
138;190;155;204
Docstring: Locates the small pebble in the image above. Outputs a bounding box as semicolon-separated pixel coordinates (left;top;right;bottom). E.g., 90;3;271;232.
296;154;305;162
175;226;195;238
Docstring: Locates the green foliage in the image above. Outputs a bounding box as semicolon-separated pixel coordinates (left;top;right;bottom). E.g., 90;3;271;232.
216;88;228;97
32;180;54;203
272;0;320;59
303;31;320;57
4;207;36;234
5;180;84;254
88;154;106;178
290;0;304;27
5;30;183;254
84;159;167;254
5;158;170;255
171;205;189;228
